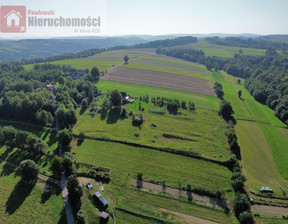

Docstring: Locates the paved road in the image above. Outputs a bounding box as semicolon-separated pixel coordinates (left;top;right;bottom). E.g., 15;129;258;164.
56;117;75;224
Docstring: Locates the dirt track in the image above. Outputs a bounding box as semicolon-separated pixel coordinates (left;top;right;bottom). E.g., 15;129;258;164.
131;179;227;209
252;205;288;215
159;208;220;224
102;67;215;96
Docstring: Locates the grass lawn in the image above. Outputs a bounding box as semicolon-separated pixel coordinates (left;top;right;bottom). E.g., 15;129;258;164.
115;209;159;224
210;70;288;198
74;97;230;161
174;40;266;57
72;139;232;192
0;164;65;224
235;120;288;196
211;71;285;127
97;80;219;111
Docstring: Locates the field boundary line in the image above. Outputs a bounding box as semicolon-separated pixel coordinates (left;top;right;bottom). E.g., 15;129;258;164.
115;206;167;223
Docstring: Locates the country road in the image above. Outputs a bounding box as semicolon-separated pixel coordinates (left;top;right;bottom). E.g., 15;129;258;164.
56;117;75;224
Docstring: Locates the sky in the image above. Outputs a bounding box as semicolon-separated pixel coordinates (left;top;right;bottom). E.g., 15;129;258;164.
0;0;288;38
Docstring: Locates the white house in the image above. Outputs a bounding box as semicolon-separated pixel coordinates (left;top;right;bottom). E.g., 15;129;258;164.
4;10;22;27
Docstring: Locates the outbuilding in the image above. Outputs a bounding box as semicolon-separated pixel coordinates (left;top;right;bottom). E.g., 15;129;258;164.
93;191;109;207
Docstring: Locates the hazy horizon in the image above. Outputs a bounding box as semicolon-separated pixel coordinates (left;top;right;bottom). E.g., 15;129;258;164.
0;0;288;38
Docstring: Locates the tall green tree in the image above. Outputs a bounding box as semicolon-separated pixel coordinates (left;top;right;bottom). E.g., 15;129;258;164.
17;159;39;182
124;55;129;64
109;90;122;107
91;67;100;80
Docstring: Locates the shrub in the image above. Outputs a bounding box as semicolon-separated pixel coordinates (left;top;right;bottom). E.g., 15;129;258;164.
234;193;251;216
219;100;234;120
132;114;144;125
137;172;143;181
238;211;254;224
76;210;87;224
120;107;127;118
167;101;178;115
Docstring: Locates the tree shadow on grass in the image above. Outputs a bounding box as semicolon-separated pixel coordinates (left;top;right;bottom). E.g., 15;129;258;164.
0;163;15;176
79;107;87;116
46;131;58;147
5;179;36;214
100;109;108;121
57;207;67;224
41;181;62;204
106;108;121;124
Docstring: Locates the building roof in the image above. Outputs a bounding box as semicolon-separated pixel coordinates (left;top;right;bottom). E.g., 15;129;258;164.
93;191;109;206
46;84;53;89
99;211;110;219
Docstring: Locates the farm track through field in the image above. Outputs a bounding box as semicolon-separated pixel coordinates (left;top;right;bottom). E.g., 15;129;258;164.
159;208;220;224
252;205;288;215
102;67;215;96
131;179;228;209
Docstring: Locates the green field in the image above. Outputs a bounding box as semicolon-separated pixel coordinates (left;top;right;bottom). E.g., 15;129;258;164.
24;59;121;72
87;49;155;60
0;164;65;224
211;71;285;127
115;187;234;224
174;39;266;57
121;62;210;80
97;80;219;111
139;55;207;70
212;71;288;197
73;139;232;191
74;97;230;161
236;121;288;196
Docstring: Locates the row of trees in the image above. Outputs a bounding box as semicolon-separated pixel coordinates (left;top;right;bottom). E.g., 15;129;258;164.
0;126;48;157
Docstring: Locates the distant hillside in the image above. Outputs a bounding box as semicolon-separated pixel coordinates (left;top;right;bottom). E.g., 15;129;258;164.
0;37;147;62
260;35;288;43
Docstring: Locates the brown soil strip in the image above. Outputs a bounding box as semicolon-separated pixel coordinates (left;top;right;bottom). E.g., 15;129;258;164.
131;179;227;209
252;205;288;215
137;59;209;75
102;67;215;96
159;208;220;224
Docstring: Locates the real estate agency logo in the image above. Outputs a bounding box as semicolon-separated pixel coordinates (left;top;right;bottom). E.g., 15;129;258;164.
0;6;26;33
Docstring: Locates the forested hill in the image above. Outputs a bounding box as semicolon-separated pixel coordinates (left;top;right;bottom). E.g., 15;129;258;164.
0;37;147;62
134;36;197;48
206;36;288;51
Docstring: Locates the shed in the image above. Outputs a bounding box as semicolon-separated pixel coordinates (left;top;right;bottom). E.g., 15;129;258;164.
99;211;110;219
93;191;109;207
